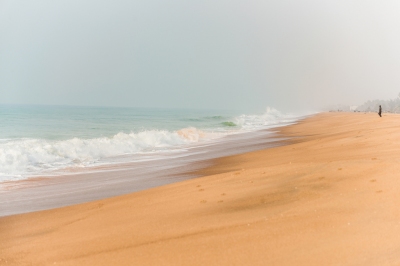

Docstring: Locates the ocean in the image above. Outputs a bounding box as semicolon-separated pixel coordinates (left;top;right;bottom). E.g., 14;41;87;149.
0;105;302;183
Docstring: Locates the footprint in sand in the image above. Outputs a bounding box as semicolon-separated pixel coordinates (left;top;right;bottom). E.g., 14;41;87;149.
338;168;342;170
221;193;226;196
370;179;376;182
371;158;377;160
218;200;224;203
199;189;204;191
200;200;207;203
196;185;201;187
319;176;325;180
376;190;383;193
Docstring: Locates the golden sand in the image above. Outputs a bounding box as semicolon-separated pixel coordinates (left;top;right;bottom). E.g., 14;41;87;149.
2;112;400;265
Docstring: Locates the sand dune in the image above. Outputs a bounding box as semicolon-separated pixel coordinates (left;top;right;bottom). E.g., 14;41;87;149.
2;112;400;265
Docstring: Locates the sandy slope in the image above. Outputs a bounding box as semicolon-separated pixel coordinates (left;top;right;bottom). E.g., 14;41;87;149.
2;112;400;265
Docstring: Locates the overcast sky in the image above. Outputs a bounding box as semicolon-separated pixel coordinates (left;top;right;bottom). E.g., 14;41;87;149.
1;1;400;112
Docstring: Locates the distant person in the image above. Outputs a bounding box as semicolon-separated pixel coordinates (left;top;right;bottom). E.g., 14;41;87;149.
378;105;382;117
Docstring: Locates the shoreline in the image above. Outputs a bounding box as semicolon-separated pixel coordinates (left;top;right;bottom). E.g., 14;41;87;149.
2;112;400;265
0;126;290;217
0;105;301;185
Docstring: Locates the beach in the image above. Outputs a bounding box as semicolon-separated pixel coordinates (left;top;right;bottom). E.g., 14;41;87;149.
2;112;400;265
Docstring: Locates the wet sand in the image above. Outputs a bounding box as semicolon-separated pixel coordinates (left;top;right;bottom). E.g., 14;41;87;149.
2;112;400;265
0;129;286;217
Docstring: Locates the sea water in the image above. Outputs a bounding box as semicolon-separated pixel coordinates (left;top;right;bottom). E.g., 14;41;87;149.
0;105;301;182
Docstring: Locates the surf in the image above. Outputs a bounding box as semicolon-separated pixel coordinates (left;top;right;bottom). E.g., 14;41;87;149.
0;106;303;181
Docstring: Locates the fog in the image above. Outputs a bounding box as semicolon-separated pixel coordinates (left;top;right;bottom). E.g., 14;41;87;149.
1;0;400;112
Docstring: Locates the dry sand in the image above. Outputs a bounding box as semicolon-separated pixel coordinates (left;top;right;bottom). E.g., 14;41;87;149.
2;112;400;265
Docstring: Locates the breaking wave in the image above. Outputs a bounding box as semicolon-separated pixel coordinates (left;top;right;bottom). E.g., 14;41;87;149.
221;121;237;127
234;107;296;130
0;107;301;180
0;128;217;179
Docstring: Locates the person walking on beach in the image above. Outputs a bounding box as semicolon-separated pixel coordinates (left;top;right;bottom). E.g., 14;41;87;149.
378;105;382;117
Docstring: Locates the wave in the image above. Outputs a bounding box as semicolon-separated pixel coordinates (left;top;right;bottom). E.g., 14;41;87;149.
0;107;302;180
0;128;217;179
221;121;237;127
234;107;296;130
206;115;224;119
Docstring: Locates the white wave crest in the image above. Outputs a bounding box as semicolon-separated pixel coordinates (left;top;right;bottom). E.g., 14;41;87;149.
234;107;297;130
0;129;213;179
177;127;208;141
0;107;304;181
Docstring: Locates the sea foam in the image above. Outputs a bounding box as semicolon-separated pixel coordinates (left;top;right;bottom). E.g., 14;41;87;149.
0;129;214;180
0;107;301;181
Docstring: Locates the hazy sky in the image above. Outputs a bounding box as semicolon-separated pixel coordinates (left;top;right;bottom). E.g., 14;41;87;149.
1;1;400;112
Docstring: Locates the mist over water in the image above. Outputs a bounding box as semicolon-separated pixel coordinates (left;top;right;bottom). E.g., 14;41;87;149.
3;1;399;185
